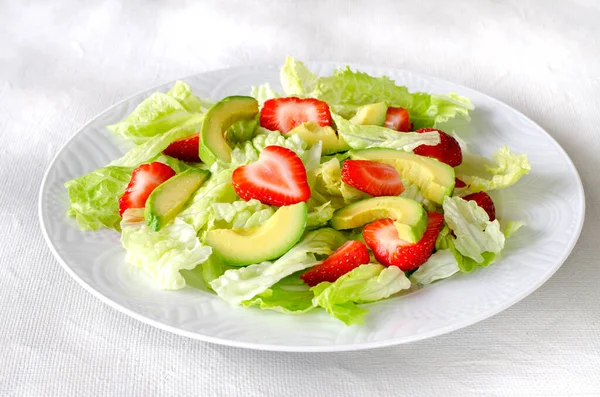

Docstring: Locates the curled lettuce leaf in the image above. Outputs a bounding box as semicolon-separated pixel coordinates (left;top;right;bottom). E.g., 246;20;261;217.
251;83;281;105
280;57;473;128
178;167;237;233
280;56;319;96
307;201;335;229
312;264;411;325
410;249;460;286
107;81;204;144
241;285;315;314
210;228;347;305
211;199;275;229
166;81;207;113
109;115;204;167
455;146;530;193
442;196;505;263
225;117;259;145
332;114;440;151
121;219;212;290
65;166;133;231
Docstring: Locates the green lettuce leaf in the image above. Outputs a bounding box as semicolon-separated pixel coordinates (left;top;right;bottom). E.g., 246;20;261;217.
166;80;205;113
178;167;237;233
332;114;440;151
442;196;505;263
435;218;525;273
65;166;134;231
109;115;204;167
455;146;531;193
307;201;335;229
280;56;319;96
241;284;315;314
210;228;347;304
279;57;473;128
410;249;460;286
312;264;411;325
211;199;275;229
107;81;203;144
250;83;281;105
121;219;212;290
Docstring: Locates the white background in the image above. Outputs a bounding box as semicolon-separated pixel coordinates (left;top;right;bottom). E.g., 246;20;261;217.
2;0;599;395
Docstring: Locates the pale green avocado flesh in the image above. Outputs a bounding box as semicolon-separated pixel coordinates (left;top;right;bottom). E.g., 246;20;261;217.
286;122;350;155
350;102;388;126
199;96;258;165
330;196;427;243
145;168;211;231
205;202;308;266
350;148;455;204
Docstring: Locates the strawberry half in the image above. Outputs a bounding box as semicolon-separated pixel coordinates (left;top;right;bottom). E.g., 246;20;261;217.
413;128;462;167
363;212;445;271
163;133;201;163
118;162;176;216
384;107;413;132
300;240;370;287
462;191;496;221
259;97;332;133
341;160;404;197
232;145;310;206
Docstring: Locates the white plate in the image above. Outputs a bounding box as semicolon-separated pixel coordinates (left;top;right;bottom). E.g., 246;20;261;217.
39;62;585;352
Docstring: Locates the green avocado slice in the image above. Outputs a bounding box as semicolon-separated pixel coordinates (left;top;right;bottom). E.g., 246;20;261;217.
199;96;259;165
205;202;308;266
330;196;427;243
145;168;211;231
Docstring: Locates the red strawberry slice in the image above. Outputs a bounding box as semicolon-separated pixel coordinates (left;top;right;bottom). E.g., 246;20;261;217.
462;191;496;221
363;212;445;271
454;177;466;188
413;128;463;167
118;162;176;216
163;133;201;163
232;145;310;206
341;160;404;197
259;97;332;133
384;107;413;132
300;240;370;287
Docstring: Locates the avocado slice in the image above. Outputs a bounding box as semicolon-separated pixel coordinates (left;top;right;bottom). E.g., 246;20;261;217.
199;96;259;165
205;202;308;266
286;122;351;155
350;149;455;204
330;196;427;243
349;102;388;126
145;168;211;231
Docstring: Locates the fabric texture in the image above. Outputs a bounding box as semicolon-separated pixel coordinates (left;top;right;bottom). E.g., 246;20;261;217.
1;0;599;395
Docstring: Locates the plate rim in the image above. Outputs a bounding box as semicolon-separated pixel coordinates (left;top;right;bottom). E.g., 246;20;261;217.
38;62;586;352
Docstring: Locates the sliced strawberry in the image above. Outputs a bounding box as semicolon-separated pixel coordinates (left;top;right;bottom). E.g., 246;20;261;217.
118;162;176;216
163;133;201;163
341;160;404;197
462;191;496;221
384;107;413;132
363;212;445;271
413;128;462;167
454;177;466;188
300;240;370;287
232;145;310;206
259;97;332;133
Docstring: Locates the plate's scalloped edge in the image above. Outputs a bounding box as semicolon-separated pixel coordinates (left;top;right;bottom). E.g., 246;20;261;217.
38;62;586;352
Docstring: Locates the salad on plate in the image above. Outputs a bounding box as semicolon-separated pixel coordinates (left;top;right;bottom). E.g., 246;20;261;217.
64;57;530;325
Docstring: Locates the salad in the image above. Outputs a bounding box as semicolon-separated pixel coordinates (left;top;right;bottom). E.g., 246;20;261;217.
64;57;530;325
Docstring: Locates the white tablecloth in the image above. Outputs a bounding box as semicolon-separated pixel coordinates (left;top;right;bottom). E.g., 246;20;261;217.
2;0;599;395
